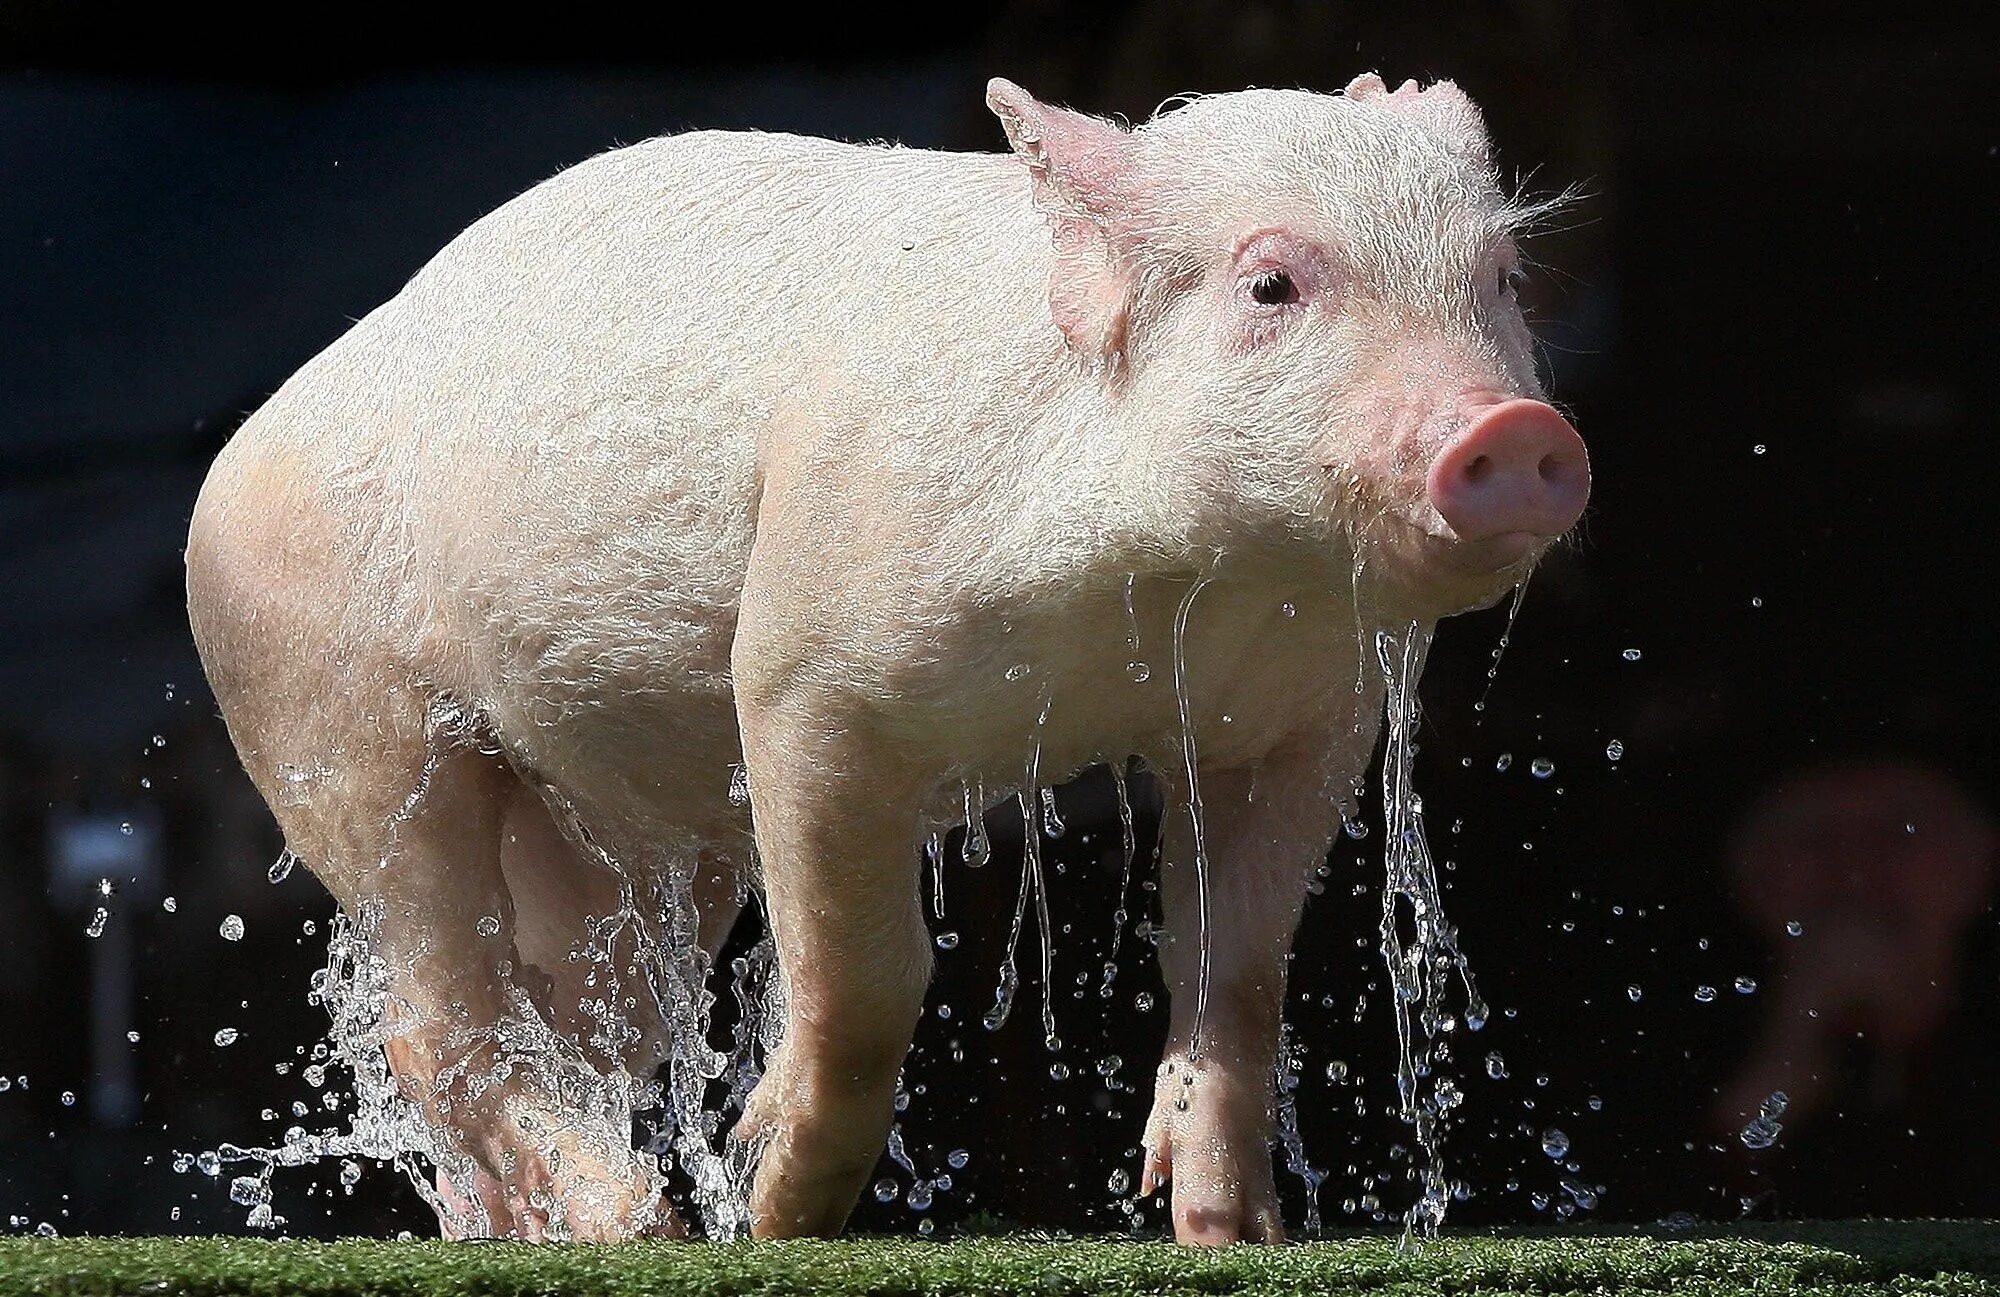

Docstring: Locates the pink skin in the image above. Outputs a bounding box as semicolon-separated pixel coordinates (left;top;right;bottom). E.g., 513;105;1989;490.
1426;397;1590;568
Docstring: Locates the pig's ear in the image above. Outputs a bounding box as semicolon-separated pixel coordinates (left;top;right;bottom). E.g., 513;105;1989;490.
987;77;1143;362
1344;72;1492;165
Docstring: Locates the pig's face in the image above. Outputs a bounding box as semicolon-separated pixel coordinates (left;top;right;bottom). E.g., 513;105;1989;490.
989;75;1589;616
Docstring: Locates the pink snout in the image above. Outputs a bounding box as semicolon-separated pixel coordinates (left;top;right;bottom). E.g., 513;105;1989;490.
1426;399;1590;549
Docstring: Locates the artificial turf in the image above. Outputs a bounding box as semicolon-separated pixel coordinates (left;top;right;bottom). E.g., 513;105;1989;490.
2;1224;1996;1296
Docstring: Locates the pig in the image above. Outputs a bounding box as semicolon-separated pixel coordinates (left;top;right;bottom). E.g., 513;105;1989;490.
184;72;1589;1244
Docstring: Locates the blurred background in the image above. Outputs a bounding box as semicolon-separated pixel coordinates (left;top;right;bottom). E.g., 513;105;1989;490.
2;0;1995;1238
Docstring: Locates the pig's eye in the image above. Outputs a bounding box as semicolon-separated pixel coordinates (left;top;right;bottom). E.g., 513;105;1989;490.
1248;269;1298;307
1498;266;1528;298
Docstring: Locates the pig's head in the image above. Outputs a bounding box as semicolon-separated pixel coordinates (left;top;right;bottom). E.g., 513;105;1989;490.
988;74;1589;616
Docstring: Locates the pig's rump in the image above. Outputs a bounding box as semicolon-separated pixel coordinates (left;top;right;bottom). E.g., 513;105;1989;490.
188;130;1051;874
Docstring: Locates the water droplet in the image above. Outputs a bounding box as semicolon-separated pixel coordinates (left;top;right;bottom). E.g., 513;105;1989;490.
1626;984;1643;1003
1126;661;1150;683
126;1030;140;1043
161;896;177;913
948;1149;969;1170
151;735;167;748
1039;787;1066;838
1561;1178;1599;1210
1529;757;1555;779
119;822;133;836
1605;739;1625;761
1485;1051;1508;1080
1495;752;1514;772
214;1028;239;1047
1004;663;1031;681
229;1175;265;1206
219;915;245;942
873;1178;898;1203
84;908;109;939
1326;1059;1350;1083
267;850;299;884
59;1090;76;1107
1750;596;1763;608
1133;992;1154;1012
339;1160;362;1189
1734;976;1758;994
1049;1062;1070;1081
727;764;750;806
1786;920;1804;937
1740;1115;1781;1149
1694;985;1717;1003
934;931;960;951
1541;1127;1570;1159
1752;443;1766;455
196;1152;221;1177
1280;601;1296;617
907;1182;933;1211
1621;648;1642;662
1108;1168;1131;1195
474;915;501;938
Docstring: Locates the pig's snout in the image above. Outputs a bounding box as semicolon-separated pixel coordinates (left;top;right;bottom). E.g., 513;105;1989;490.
1426;399;1589;557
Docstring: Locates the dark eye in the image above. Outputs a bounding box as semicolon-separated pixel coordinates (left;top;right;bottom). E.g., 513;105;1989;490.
1248;268;1298;307
1498;266;1527;297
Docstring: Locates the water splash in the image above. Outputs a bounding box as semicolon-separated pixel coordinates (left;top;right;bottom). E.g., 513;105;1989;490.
203;765;769;1238
1374;620;1485;1238
1272;1024;1326;1235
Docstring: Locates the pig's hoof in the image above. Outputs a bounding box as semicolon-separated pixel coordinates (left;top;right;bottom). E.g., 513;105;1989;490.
432;1164;550;1241
1141;1075;1285;1245
734;1061;894;1238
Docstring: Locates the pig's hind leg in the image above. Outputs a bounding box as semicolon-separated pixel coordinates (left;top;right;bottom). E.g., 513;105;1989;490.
1142;739;1346;1244
262;716;674;1240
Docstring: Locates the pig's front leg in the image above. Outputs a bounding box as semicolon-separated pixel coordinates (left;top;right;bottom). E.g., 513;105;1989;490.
1141;739;1346;1244
731;696;932;1238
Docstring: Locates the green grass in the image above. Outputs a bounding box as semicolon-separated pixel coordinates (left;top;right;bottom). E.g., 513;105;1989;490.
3;1223;1997;1296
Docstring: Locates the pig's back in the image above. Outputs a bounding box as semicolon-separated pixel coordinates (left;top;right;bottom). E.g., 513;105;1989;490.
210;130;1048;734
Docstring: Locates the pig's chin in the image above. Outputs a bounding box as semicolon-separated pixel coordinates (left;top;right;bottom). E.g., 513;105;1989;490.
1369;519;1544;616
1441;530;1545;575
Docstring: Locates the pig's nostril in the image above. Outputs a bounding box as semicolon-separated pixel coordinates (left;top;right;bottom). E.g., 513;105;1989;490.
1538;453;1565;483
1463;454;1493;484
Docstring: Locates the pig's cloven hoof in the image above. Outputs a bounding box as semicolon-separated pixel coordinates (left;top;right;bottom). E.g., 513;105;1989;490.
735;1052;899;1238
1140;1064;1286;1245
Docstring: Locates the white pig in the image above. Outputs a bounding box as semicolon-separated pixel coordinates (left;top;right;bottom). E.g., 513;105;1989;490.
185;72;1588;1244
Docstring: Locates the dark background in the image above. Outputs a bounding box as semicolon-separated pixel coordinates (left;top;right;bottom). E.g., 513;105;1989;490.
2;1;1995;1239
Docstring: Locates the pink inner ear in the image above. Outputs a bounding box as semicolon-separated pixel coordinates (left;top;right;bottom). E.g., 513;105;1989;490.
988;78;1141;361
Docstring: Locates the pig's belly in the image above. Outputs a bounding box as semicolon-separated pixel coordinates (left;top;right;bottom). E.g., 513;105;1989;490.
452;538;759;865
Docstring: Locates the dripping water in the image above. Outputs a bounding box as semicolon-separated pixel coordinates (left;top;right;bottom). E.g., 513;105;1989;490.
1169;577;1215;1061
1100;764;1139;999
1375;620;1485;1239
1471;577;1532;715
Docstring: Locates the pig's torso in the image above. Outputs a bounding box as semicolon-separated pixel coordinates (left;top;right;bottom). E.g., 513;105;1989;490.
210;129;1370;866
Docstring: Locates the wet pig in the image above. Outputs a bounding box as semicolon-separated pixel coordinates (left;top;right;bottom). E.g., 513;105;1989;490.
185;72;1588;1243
